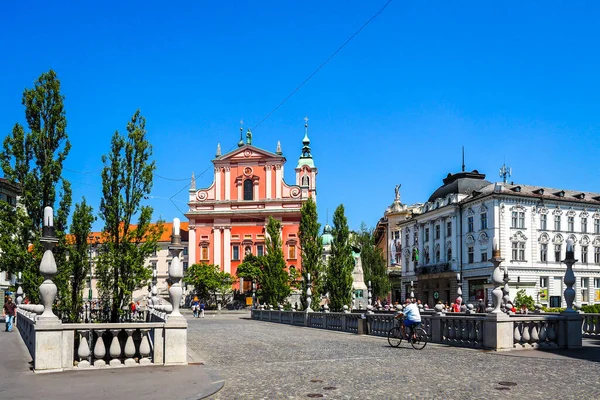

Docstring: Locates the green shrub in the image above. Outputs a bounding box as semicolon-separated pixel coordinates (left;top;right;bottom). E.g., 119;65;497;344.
514;289;535;310
581;304;600;314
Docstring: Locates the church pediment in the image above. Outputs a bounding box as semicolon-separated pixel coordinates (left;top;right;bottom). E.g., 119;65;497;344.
215;145;284;164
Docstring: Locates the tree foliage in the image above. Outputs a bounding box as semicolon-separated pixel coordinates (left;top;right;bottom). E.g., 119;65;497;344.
514;289;535;311
0;70;72;303
298;196;323;309
96;110;163;322
260;216;291;306
325;205;354;311
65;198;95;322
354;223;390;300
184;263;234;306
236;253;262;282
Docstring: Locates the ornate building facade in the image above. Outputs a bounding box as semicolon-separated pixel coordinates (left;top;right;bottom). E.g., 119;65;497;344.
397;169;600;308
185;125;317;292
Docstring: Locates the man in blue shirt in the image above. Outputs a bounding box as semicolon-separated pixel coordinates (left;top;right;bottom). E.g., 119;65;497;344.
395;298;421;340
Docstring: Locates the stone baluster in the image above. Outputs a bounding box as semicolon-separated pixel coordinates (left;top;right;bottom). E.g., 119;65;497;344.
39;206;59;320
94;330;107;367
168;218;184;317
124;329;136;366
476;321;483;343
109;329;122;366
489;238;504;314
546;322;557;344
513;323;521;345
522;322;531;346
539;323;548;345
503;266;511;314
77;330;91;368
530;323;540;344
367;281;374;314
139;329;152;365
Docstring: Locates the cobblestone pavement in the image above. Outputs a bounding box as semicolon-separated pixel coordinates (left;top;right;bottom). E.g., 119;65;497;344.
187;313;600;400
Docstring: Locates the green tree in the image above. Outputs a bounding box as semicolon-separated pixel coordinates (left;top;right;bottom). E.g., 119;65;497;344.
96;110;163;322
354;223;390;300
65;198;95;322
236;253;262;283
260;216;291;306
298;196;323;309
0;70;72;303
514;289;535;311
184;263;234;306
326;205;354;311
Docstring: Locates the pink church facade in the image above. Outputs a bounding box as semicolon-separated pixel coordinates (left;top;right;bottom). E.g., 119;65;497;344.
185;126;317;292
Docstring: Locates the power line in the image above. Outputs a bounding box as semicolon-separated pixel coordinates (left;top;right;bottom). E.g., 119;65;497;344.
251;0;394;130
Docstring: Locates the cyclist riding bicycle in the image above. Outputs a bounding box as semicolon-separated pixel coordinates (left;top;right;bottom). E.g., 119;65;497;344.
395;297;421;340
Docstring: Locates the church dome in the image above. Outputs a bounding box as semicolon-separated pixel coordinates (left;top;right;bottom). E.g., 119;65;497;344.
321;224;333;245
428;170;491;202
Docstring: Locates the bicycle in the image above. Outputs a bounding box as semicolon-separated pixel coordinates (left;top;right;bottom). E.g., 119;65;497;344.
387;317;428;350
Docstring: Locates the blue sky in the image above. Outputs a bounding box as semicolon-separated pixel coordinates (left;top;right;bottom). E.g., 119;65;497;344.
1;1;599;232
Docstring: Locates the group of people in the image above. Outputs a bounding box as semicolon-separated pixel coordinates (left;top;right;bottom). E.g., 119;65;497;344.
190;298;205;318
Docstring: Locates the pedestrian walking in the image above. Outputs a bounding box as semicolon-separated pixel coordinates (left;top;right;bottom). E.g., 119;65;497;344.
3;297;17;332
200;302;205;318
476;298;486;313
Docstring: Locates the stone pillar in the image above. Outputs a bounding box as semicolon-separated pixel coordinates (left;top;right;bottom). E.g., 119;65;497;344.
275;164;282;199
215;167;221;201
560;238;582;348
440;217;446;262
223;227;231;274
224;167;231;200
265;164;272;199
213;226;221;269
165;217;188;365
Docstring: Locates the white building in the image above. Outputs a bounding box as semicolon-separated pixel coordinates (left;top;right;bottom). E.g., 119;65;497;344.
0;177;21;308
397;169;600;308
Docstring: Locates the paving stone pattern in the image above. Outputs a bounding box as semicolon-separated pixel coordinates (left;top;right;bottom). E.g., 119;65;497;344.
188;313;600;399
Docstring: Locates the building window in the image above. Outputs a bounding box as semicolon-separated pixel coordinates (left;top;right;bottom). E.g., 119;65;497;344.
183;262;188;272
480;212;487;230
554;244;561;262
435;249;440;263
540;277;548;288
404;233;409;247
446;221;452;237
467;216;474;233
512;212;518;228
447;247;452;261
468;246;474;263
301;175;310;187
582;277;589;303
595;278;600;289
595;218;600;234
244;246;252;256
257;245;264;257
540;243;547;262
425;228;429;242
288;245;296;260
243;179;253;200
435;225;440;240
595;247;600;264
183;246;188;256
468;279;487;301
582;246;588;264
481;250;488;262
568;216;574;232
201;246;209;260
405;254;410;269
512;242;525;261
232;245;239;261
554;215;561;231
540;214;547;231
393;230;400;240
582;218;588;233
152;248;158;257
512;212;525;228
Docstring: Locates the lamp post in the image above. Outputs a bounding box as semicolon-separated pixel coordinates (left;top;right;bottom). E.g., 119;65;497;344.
456;273;462;307
489;237;505;314
563;238;577;312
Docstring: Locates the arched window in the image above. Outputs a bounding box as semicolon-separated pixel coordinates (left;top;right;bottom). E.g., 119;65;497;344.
301;175;309;187
244;179;253;200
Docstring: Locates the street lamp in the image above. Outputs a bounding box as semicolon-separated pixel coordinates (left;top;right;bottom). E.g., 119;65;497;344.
456;273;462;309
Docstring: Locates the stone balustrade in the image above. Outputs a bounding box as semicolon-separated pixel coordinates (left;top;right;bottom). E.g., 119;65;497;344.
251;309;583;351
65;323;165;368
512;317;559;348
582;313;600;338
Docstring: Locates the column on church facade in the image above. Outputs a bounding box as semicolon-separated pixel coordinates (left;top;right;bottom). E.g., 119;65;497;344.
418;224;424;270
213;226;221;268
215;168;221;201
440;217;446;262
265;164;272;199
223;227;231;274
188;227;196;265
224;167;231;200
275;165;282;198
429;222;434;265
452;215;458;265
